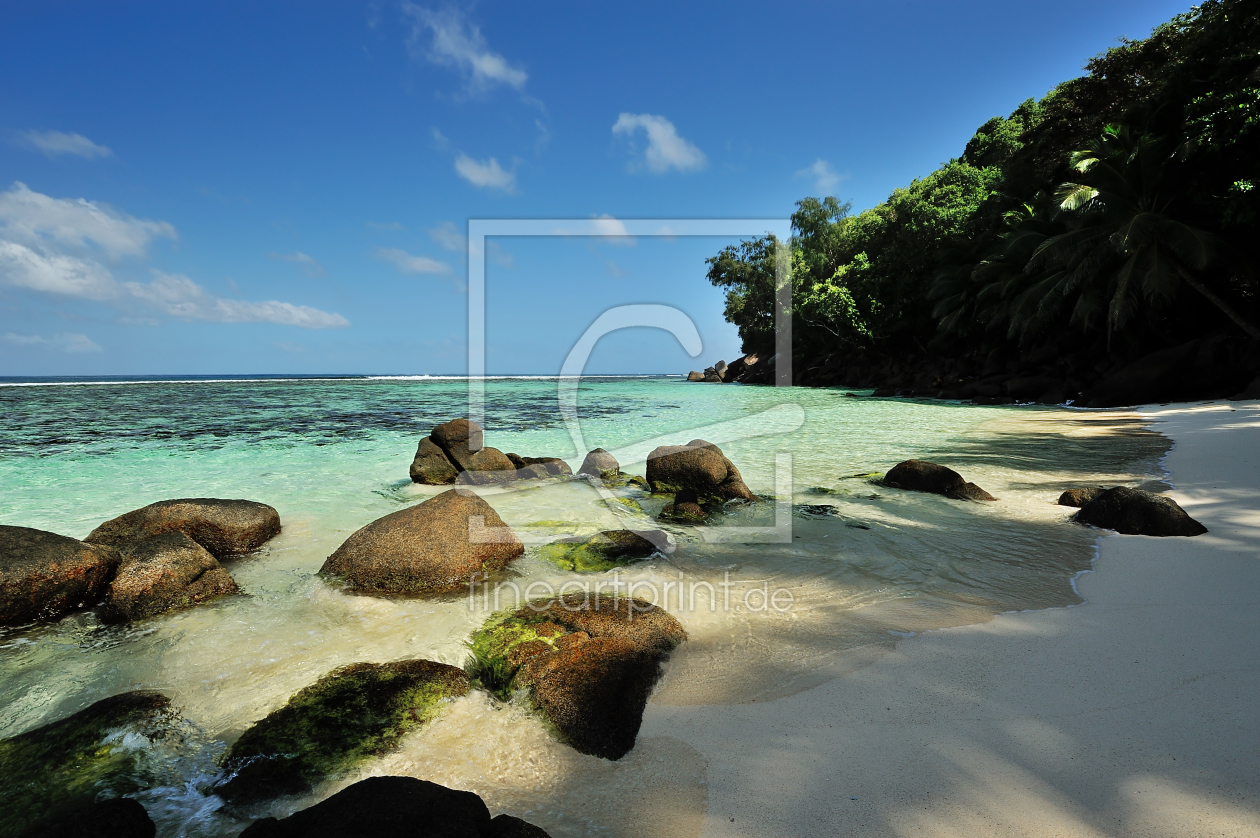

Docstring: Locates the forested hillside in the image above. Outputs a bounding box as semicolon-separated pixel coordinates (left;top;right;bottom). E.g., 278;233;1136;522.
707;0;1260;406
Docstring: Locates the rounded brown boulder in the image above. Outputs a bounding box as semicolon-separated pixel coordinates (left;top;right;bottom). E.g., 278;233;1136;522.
85;498;281;559
468;594;686;760
645;439;755;501
320;488;523;595
100;531;239;623
883;459;996;502
409;437;459;485
0;525;122;626
578;448;620;479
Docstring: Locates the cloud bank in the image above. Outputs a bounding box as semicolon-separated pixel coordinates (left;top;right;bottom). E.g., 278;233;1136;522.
0;183;349;329
2;332;102;353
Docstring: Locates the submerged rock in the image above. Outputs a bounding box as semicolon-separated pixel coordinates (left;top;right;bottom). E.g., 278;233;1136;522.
100;531;239;623
467;595;686;760
1073;487;1207;537
506;454;573;482
577;448;620;480
0;691;174;836
86;499;281;560
238;775;552;837
216;660;470;805
657;488;707;523
1058;487;1105;508
645;440;755;501
320;488;523;595
16;797;156;838
0;525;122;626
882;460;996;501
539;529;665;572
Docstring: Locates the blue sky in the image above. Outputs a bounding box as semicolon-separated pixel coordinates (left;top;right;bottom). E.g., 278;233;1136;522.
0;0;1192;376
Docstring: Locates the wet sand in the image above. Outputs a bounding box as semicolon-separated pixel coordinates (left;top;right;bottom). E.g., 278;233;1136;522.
643;401;1260;837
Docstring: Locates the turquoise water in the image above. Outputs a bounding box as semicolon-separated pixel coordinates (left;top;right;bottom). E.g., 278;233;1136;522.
0;376;1168;836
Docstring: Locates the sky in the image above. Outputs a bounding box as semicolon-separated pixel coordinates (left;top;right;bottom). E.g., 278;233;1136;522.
0;0;1193;376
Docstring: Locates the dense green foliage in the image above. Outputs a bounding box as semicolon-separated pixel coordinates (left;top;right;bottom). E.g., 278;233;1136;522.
708;0;1260;365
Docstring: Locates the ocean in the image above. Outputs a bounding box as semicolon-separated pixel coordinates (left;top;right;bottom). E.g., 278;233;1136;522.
0;375;1169;836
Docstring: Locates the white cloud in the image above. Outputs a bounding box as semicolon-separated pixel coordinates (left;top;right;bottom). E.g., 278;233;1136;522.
606;260;626;278
612;114;707;173
454;154;515;191
0;241;117;298
796;159;842;193
403;6;527;93
0;181;175;258
2;332;102;353
19;130;113;160
0;183;349;329
124;272;350;328
270;250;325;277
376;247;452;275
429;222;465;252
431;127;450;149
550;214;636;245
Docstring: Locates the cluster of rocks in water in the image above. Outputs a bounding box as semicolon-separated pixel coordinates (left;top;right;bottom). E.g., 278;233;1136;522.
689;334;1260;407
0;498;281;627
0;417;1210;835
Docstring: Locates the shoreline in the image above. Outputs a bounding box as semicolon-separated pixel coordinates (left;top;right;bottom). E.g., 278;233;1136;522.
642;400;1260;837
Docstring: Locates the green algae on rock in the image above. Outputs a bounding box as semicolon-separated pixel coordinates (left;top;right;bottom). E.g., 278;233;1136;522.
466;595;686;760
0;691;174;836
215;659;470;804
538;529;665;573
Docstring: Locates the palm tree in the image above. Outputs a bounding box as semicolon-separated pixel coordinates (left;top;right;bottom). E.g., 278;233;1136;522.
1030;125;1260;340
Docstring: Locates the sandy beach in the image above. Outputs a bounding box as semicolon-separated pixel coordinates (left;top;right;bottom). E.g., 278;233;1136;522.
643;401;1260;837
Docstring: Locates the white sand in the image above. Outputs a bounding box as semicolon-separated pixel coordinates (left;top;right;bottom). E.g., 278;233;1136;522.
642;402;1260;837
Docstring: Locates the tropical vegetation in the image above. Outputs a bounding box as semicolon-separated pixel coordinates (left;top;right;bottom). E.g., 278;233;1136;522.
707;0;1259;400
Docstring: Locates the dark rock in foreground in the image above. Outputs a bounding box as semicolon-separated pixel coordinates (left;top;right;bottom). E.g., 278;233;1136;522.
0;691;173;836
539;529;665;572
468;595;686;760
1074;487;1207;537
216;660;470;805
883;460;997;501
100;531;239;623
238;775;552;837
320;488;523;595
1058;487;1105;508
0;525;122;626
577;448;620;480
16;797;156;838
86;499;281;560
646;440;755;501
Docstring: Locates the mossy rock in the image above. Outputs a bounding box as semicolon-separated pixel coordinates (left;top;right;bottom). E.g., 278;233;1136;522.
608;497;644;514
215;660;469;805
0;691;174;836
466;595;686;759
538;530;663;573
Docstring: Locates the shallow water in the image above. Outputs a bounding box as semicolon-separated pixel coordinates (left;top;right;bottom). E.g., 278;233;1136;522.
0;377;1168;836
